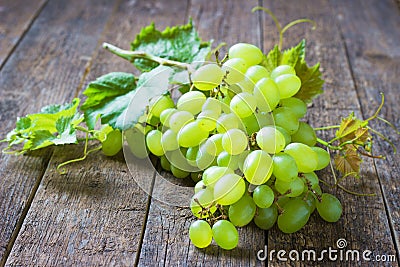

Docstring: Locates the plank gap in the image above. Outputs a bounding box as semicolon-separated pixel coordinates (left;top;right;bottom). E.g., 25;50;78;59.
0;150;54;267
134;170;157;267
0;0;49;72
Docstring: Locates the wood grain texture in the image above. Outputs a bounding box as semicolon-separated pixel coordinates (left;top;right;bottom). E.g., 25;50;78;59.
0;0;47;69
331;0;400;260
0;0;116;265
6;0;193;265
137;1;266;266
261;0;399;266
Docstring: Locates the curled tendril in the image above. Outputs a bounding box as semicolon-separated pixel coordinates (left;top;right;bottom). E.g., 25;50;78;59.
56;127;102;174
252;6;317;49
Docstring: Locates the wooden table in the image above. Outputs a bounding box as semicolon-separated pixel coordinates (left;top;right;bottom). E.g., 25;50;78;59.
0;0;399;266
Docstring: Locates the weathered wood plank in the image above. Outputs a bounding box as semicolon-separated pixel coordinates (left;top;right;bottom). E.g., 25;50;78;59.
6;0;192;265
0;0;116;265
137;1;266;266
261;0;399;266
0;0;47;69
330;0;400;260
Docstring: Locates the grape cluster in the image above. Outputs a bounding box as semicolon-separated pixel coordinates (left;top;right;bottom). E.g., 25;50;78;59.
126;43;342;250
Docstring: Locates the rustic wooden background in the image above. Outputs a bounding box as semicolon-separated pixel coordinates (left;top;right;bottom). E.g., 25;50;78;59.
0;0;399;266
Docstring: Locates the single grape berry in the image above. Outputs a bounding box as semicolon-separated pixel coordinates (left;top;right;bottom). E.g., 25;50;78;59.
212;220;239;250
316;193;342;222
189;220;212;248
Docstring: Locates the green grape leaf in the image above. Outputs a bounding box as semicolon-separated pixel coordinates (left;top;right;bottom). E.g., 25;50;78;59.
281;40;306;67
335;112;364;141
293;60;324;103
261;45;281;72
1;98;83;153
81;66;173;131
130;19;211;71
334;147;362;178
261;39;324;103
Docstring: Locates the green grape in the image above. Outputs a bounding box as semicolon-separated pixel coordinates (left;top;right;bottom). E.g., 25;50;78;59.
148;113;160;126
302;192;316;213
202;166;233;187
194;180;206;193
242;111;274;135
134;117;152;135
190;188;216;218
189;220;212;248
272;152;298;182
169;110;194;133
177;91;206;115
237;150;250;172
275;177;305;197
245;65;270;84
291;122;317;147
316;193;342;222
202;97;222;114
216;113;239;133
243;150;273;185
241;113;260;135
256;126;286;154
236;77;254;93
222;58;248;84
302;172;319;189
200;133;224;156
192;64;224;91
161;129;179;152
275;126;291;146
226;84;243;99
197;110;219;132
230;92;257;118
254;205;278;230
159;108;177;128
160;155;171;171
213;173;245;205
272;107;299;134
284;143;318;173
218;94;232;114
253;185;275;208
177;121;209;148
229;42;263;66
166;148;192;171
171;164;189;178
277;198;310;233
217;151;239;170
222;128;248;155
149;94;175;117
124;127;148;159
253;78;280;112
186;146;200;167
279;97;307;118
196;147;216;170
102;129;123;156
274;74;301;99
311;146;330;170
276;195;290;207
229;194;256;227
191;172;202;183
270;65;296;79
212;220;239;250
146;129;164;156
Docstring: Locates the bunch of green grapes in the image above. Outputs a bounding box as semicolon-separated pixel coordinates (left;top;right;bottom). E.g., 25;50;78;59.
127;42;342;250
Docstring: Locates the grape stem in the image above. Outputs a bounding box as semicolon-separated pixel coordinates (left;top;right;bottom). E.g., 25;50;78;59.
103;42;193;71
